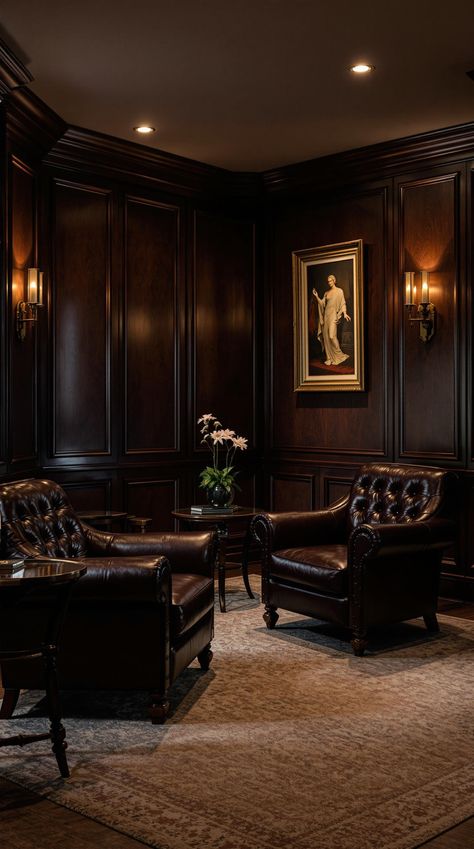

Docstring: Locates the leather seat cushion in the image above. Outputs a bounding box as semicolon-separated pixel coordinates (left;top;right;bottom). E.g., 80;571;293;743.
172;574;214;638
271;545;348;596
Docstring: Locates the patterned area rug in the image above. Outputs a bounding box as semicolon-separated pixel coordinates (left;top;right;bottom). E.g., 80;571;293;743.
1;577;474;849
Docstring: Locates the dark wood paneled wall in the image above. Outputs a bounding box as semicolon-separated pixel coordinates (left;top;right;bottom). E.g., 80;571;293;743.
3;69;474;597
1;87;260;536
265;155;474;599
39;162;259;529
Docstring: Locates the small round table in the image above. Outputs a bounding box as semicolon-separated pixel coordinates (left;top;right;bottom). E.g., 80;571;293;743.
77;510;128;531
172;507;260;613
0;559;86;778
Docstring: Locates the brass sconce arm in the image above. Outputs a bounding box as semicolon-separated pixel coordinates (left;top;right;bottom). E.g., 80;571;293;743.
16;301;44;342
405;302;436;343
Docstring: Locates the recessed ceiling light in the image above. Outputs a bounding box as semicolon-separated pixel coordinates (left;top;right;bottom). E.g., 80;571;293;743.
133;125;156;135
349;63;375;74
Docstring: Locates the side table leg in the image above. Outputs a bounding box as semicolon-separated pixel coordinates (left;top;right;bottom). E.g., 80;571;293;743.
242;523;255;600
217;525;227;613
42;643;69;779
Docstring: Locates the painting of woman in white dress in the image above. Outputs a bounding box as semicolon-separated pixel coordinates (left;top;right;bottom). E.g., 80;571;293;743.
311;272;352;366
293;240;364;392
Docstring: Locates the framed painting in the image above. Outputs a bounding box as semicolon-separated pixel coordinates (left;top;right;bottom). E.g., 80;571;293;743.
292;239;364;392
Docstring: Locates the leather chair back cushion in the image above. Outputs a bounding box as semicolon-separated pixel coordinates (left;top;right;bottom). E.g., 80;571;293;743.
348;464;449;531
0;479;87;559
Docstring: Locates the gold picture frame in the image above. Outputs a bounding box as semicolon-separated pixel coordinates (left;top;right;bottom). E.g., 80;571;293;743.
293;239;364;392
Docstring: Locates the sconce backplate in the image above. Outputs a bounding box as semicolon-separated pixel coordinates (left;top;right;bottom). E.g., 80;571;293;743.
16;301;40;342
418;303;436;343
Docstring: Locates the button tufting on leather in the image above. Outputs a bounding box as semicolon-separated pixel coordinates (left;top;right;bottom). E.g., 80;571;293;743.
348;465;446;530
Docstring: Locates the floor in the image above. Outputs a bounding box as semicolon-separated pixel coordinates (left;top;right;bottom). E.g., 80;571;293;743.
1;598;473;849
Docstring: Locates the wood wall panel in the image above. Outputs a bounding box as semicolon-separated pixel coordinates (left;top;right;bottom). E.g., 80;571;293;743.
321;473;354;507
60;479;112;512
125;197;180;454
123;478;179;532
52;180;111;457
270;473;315;512
193;210;256;450
399;174;460;460
270;187;388;457
9;157;38;466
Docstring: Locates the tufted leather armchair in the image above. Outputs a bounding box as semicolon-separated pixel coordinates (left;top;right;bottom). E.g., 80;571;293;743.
251;463;457;655
0;478;217;723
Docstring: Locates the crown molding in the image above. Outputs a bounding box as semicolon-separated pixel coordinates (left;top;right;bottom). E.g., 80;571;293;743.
5;87;66;154
263;122;474;196
0;38;33;97
44;125;262;200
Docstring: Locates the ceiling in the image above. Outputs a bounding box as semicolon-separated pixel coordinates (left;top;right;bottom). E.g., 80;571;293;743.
2;0;474;171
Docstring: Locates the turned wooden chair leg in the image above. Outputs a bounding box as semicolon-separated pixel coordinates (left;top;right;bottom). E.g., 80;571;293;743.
423;613;440;633
197;643;213;671
351;637;368;657
263;605;279;629
0;688;20;719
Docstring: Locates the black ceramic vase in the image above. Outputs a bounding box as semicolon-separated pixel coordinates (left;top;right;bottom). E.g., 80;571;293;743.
207;483;234;508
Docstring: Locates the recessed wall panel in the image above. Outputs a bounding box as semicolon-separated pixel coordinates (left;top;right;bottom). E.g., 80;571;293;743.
125;197;180;454
53;180;111;456
194;210;256;450
123;478;178;532
399;174;459;459
271;473;315;511
10;157;37;464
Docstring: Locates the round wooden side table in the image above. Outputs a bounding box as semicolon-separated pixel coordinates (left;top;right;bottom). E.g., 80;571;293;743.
172;507;260;612
0;558;86;777
77;510;128;531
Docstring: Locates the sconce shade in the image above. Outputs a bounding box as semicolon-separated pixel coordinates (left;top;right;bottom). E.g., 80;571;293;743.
404;272;416;306
27;268;43;305
420;271;430;304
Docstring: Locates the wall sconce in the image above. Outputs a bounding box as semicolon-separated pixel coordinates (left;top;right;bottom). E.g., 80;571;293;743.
404;271;436;343
16;268;44;341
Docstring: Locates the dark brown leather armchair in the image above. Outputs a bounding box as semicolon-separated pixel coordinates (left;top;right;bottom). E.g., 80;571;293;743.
0;478;217;723
251;463;457;655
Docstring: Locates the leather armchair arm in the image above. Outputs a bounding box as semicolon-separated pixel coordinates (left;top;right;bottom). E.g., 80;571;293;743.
251;496;349;553
349;518;456;561
82;526;217;578
70;556;171;604
4;528;42;560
